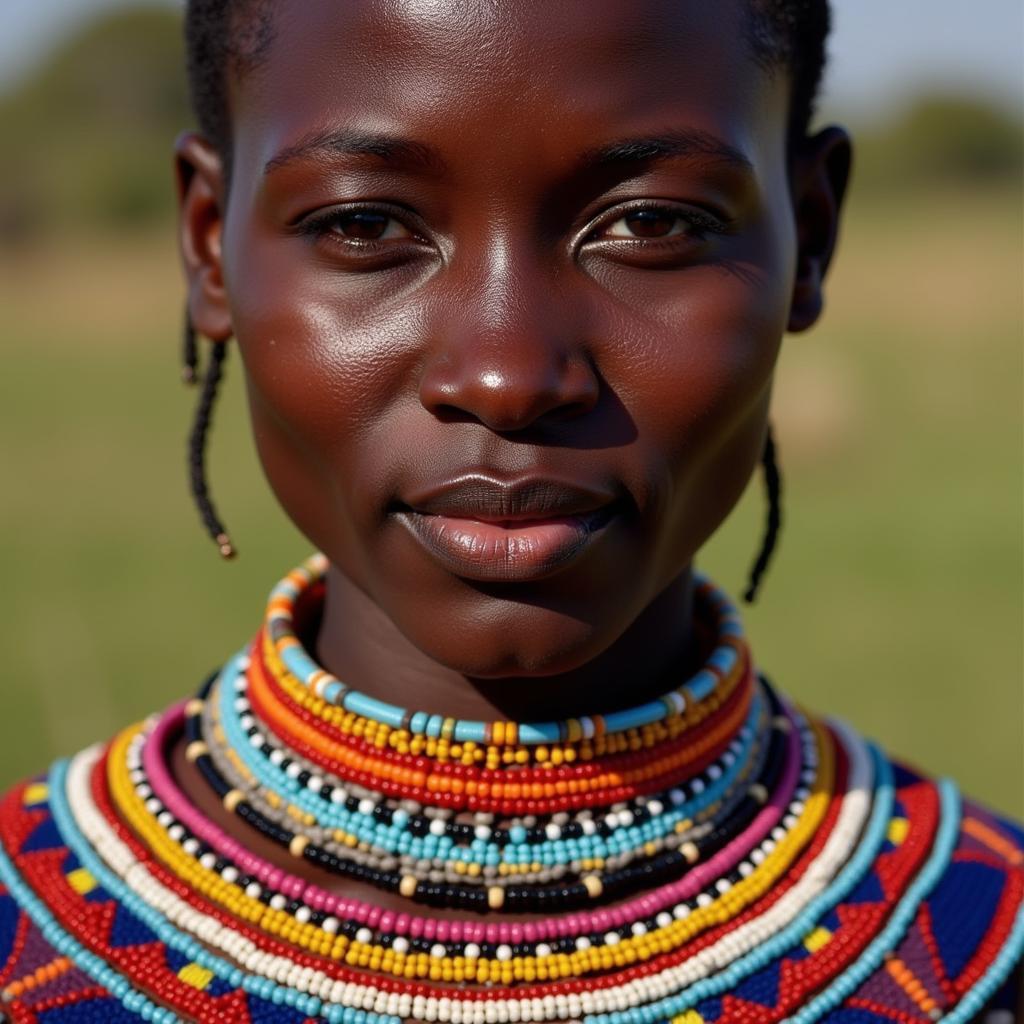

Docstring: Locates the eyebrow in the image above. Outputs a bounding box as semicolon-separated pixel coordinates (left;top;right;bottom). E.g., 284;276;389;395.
263;126;753;179
581;129;754;175
264;130;445;176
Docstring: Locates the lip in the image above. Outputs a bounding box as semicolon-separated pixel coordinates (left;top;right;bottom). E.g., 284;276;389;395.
394;474;620;581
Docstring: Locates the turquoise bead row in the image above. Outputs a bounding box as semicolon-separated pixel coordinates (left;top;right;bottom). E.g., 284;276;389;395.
0;775;184;1024
783;777;961;1023
269;555;743;743
217;658;765;868
583;741;894;1024
44;756;401;1024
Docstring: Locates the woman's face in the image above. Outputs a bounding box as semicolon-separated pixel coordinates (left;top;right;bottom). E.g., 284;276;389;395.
179;0;845;679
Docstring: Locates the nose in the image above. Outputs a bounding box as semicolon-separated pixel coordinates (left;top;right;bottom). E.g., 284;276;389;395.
418;246;600;432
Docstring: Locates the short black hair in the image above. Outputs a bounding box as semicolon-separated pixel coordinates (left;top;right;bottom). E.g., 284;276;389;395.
745;0;832;137
185;1;831;178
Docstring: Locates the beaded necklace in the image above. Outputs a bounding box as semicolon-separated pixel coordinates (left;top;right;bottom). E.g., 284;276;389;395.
201;687;768;890
134;694;806;968
1;554;1022;1024
144;711;782;958
199;668;779;900
107;713;833;987
215;668;755;841
266;554;745;748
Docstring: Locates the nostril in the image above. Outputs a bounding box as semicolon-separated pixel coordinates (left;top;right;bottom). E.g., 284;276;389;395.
428;402;484;425
422;379;600;432
563;398;596;420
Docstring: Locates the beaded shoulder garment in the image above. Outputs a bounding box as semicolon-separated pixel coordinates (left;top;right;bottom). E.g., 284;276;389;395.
1;554;1021;1024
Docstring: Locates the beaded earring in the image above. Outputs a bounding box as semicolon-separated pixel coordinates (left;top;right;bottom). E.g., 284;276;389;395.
183;308;236;558
743;422;782;604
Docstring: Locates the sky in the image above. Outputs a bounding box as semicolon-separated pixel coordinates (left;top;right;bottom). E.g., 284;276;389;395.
1;0;1022;120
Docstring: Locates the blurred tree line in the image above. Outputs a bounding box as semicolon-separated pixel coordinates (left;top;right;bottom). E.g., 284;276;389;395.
0;6;1021;246
0;9;190;243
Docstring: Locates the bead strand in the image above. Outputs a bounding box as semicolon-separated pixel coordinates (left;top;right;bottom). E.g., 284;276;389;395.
580;719;880;1024
260;621;740;769
783;776;962;1024
60;747;406;1024
217;662;762;865
109;715;833;987
187;682;801;912
204;670;777;894
267;553;745;746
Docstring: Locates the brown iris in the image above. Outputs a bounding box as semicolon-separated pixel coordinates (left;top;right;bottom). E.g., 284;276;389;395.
618;209;680;238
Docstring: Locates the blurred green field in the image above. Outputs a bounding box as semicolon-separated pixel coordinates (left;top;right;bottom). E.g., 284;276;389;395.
0;179;1021;817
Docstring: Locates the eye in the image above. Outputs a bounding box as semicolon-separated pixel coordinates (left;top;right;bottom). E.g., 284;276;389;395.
603;208;687;240
589;203;726;245
294;204;433;268
302;208;414;242
333;211;411;240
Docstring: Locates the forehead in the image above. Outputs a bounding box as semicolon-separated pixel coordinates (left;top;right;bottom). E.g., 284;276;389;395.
229;0;786;191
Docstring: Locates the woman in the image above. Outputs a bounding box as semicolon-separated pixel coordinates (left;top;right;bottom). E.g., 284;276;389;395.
1;2;1020;1021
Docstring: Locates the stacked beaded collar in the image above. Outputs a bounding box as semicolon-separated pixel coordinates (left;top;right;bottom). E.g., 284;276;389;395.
111;554;846;996
3;555;1022;1024
175;553;775;915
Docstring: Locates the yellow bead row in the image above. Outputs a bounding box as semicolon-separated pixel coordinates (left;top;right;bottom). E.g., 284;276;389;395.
103;715;831;985
261;629;745;768
108;723;356;960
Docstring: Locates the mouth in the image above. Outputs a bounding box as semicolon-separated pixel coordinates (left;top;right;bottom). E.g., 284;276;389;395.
392;474;621;582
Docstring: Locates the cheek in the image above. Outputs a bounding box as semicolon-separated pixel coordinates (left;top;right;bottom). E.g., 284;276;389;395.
582;224;793;585
590;182;795;432
222;239;421;559
223;204;427;432
596;248;790;515
673;268;788;560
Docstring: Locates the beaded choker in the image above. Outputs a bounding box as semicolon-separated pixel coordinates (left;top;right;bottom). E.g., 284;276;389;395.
267;553;747;751
1;554;1022;1024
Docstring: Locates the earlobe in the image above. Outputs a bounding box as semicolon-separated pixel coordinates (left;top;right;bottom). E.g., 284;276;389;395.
174;131;233;342
787;125;852;334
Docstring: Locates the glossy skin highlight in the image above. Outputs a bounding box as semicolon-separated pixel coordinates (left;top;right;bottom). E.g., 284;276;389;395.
176;0;849;725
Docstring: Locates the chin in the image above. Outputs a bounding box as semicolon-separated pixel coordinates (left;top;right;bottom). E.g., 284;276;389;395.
398;588;633;680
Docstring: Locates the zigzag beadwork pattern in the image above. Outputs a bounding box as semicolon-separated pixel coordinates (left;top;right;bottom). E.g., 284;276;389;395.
2;762;1021;1022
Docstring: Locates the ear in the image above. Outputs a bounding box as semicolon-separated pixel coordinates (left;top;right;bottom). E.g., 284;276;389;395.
174;131;233;342
786;126;852;333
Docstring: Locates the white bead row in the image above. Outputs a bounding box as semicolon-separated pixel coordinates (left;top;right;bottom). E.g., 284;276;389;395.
55;717;878;1024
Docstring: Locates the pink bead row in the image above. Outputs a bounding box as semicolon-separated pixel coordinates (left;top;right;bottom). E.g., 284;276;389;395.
140;697;802;945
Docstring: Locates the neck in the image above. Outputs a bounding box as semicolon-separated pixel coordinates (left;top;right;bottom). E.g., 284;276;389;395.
314;564;701;724
168;553;756;920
